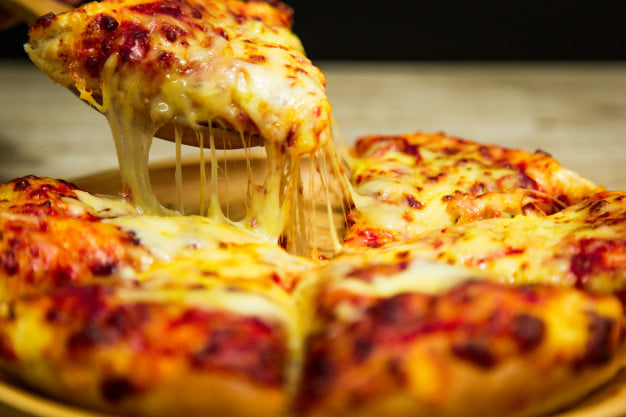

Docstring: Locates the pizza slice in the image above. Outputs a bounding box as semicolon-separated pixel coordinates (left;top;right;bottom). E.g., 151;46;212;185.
297;252;626;417
26;0;346;244
26;0;331;156
0;177;318;416
352;191;626;294
0;283;294;417
0;176;149;301
345;132;601;248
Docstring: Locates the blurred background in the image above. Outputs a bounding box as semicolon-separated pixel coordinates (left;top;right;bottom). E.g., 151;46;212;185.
0;0;625;188
2;1;625;60
292;1;626;61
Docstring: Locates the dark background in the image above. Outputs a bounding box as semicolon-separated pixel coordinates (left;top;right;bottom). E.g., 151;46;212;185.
2;1;625;60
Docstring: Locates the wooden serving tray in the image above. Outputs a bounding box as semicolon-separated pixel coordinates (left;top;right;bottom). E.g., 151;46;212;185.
0;155;625;417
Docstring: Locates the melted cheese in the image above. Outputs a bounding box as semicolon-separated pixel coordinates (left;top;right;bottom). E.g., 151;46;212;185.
371;193;626;293
107;214;270;261
346;132;601;244
72;189;138;217
83;194;319;389
332;258;486;297
26;0;348;255
321;252;490;299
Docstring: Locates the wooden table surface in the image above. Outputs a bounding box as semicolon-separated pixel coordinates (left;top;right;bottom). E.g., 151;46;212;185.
0;60;625;190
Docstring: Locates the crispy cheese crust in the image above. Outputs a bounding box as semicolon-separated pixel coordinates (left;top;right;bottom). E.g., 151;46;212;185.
345;132;602;248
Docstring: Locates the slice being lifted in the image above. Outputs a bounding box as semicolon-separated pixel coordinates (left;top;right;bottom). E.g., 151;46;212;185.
26;0;344;242
26;0;331;155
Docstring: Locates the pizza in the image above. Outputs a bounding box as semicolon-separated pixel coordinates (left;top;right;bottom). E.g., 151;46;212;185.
0;176;317;417
26;0;347;245
1;142;625;416
347;190;626;294
2;0;625;416
26;0;331;156
344;132;602;248
298;263;624;417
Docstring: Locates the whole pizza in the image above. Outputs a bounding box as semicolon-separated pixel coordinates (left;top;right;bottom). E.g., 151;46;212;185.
0;0;624;416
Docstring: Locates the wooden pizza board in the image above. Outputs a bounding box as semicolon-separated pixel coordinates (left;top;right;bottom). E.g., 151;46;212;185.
0;154;625;417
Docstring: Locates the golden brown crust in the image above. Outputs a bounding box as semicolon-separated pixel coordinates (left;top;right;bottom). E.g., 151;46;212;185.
0;284;290;416
298;278;626;417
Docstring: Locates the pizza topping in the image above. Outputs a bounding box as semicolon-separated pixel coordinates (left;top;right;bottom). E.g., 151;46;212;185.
574;313;616;370
32;12;57;29
71;303;151;351
345;132;601;247
0;250;18;276
89;260;118;276
342;224;398;249
0;213;150;300
352;336;374;363
326;256;491;298
570;238;626;288
451;341;495;368
0;333;17;362
130;1;183;16
299;271;625;415
189;314;287;386
101;377;138;404
509;313;545;351
346;262;409;282
13;179;31;192
363;191;626;293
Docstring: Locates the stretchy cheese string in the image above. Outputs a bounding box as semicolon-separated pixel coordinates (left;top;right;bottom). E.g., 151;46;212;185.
197;129;207;217
96;49;351;257
174;126;184;214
